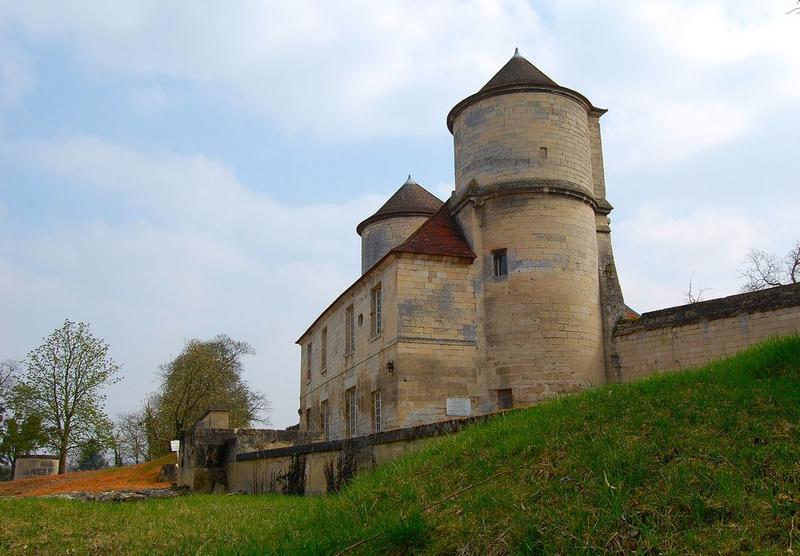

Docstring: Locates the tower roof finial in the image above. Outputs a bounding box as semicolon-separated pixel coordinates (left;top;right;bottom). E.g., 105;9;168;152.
513;47;522;58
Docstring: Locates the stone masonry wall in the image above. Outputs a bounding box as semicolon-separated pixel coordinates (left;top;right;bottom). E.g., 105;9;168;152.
299;257;399;440
394;254;479;425
361;216;429;274
613;283;800;382
452;92;593;194
473;192;605;406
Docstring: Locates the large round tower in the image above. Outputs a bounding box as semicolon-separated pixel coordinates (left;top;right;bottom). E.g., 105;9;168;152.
447;50;613;407
357;176;443;274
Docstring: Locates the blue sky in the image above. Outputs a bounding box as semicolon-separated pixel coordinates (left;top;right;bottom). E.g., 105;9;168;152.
1;1;799;428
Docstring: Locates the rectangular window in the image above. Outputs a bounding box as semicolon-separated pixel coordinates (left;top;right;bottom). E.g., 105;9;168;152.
370;284;382;337
321;327;327;372
320;399;329;440
345;387;357;438
497;388;513;410
306;408;312;431
372;390;382;433
493;249;508;277
306;341;312;381
345;305;355;354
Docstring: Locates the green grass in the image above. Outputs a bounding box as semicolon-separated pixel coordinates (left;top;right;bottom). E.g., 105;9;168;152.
2;335;800;554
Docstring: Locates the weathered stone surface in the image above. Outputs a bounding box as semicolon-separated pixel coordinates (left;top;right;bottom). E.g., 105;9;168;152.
43;486;189;502
157;463;177;483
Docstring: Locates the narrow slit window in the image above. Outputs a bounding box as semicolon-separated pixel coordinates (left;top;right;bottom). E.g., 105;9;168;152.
321;327;327;372
497;388;513;410
493;249;508;277
320;400;329;440
306;408;312;431
372;390;382;433
345;387;357;438
306;341;312;381
345;305;355;354
370;284;382;337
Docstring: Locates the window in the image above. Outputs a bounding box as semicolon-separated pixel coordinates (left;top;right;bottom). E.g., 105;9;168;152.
306;408;312;431
321;327;328;372
539;146;548;159
345;305;355;354
493;249;508;277
372;390;382;433
306;341;312;382
497;388;513;410
345;387;357;438
320;399;329;440
370;283;382;337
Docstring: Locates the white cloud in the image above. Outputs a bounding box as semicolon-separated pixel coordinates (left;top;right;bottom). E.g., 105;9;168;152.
0;0;543;138
1;136;387;426
126;84;170;114
615;202;800;312
0;43;33;108
1;1;798;164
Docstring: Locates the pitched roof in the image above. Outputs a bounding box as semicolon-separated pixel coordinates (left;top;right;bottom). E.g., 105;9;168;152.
480;48;558;92
356;176;443;235
393;204;476;260
298;203;475;343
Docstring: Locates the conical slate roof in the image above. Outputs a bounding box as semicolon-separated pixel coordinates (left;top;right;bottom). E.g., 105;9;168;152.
480;48;558;91
356;176;443;235
447;49;604;132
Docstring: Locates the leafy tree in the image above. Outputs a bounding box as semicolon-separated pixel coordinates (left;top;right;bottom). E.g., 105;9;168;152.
150;334;269;454
73;438;109;471
16;320;121;474
0;414;45;477
740;239;800;292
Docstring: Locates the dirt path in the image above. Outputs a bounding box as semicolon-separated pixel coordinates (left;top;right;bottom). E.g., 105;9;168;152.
0;454;176;497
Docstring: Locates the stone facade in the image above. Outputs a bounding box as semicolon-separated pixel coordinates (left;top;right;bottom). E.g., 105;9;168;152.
295;52;627;439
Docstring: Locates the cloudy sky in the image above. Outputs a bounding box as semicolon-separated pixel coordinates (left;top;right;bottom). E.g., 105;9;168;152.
1;1;798;428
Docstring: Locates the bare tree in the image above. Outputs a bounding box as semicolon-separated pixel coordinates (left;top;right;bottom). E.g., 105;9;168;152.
15;320;121;473
740;239;800;292
684;273;712;304
114;410;149;465
0;360;20;422
788;1;800;15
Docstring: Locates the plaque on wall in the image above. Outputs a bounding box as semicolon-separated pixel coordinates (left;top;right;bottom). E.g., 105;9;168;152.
446;397;472;417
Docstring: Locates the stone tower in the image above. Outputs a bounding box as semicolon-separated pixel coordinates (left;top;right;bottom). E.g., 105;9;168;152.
357;176;443;273
447;50;626;408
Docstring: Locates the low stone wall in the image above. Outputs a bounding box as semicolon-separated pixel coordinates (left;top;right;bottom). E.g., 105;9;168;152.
613;283;800;382
178;427;319;492
181;414;496;495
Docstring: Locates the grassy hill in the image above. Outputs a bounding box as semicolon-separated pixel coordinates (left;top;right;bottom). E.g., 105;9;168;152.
2;335;799;554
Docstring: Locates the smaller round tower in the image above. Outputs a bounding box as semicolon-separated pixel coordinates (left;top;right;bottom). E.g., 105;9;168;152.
357;176;443;273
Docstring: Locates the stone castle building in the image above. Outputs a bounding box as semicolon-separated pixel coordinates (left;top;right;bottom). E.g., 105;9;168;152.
296;50;629;440
179;51;800;495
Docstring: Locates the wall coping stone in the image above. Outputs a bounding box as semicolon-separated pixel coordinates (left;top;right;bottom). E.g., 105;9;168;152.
614;282;800;336
237;412;502;462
